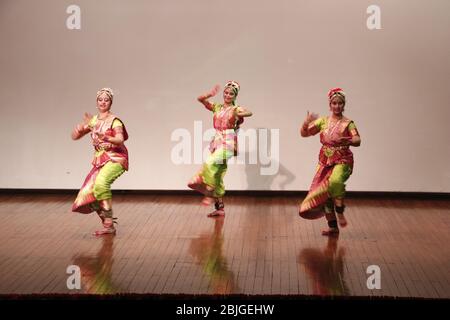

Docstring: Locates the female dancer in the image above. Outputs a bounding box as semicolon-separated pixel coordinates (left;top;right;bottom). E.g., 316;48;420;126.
71;88;129;236
188;81;252;217
299;88;361;235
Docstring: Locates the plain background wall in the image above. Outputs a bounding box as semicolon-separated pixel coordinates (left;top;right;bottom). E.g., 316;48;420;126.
0;0;449;192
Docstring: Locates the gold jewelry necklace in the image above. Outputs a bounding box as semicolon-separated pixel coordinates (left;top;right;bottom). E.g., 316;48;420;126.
97;112;111;120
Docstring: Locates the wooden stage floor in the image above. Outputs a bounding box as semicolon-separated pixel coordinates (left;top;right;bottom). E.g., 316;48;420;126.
0;193;449;298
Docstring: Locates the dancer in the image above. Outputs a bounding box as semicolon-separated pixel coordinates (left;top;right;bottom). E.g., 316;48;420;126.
71;88;129;236
188;81;252;217
299;88;361;235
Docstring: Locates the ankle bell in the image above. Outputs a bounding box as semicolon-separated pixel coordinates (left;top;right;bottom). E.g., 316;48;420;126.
215;202;224;210
102;209;113;219
327;220;338;228
335;205;345;214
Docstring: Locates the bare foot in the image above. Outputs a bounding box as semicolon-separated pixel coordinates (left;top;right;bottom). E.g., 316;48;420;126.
201;196;214;206
207;209;225;218
93;226;116;236
188;176;205;193
93;219;116;236
336;213;348;227
321;228;339;236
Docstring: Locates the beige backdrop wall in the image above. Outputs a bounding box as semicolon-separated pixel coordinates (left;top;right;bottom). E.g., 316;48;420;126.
1;0;449;192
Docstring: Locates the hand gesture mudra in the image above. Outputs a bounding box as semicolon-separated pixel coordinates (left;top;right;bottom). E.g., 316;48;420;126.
304;111;319;125
208;84;220;98
334;136;352;146
75;112;93;132
83;112;93;126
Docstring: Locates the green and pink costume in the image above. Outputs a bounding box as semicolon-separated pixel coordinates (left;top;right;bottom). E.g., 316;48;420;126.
72;114;129;214
188;103;244;198
299;116;359;219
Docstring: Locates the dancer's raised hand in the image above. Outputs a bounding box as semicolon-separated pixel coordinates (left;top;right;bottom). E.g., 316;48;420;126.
304;111;319;125
83;112;93;127
207;84;220;98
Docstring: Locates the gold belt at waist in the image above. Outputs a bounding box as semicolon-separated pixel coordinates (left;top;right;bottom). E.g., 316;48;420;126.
322;145;349;151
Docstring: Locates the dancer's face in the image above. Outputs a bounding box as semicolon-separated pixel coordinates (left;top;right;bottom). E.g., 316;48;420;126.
329;96;345;115
223;87;236;105
97;93;112;113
